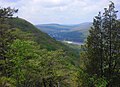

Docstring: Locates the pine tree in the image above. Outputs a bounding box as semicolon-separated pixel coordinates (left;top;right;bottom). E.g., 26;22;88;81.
80;2;120;86
102;2;120;86
85;12;103;77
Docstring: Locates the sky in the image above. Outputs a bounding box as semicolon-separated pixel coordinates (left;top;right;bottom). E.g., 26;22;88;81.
0;0;120;24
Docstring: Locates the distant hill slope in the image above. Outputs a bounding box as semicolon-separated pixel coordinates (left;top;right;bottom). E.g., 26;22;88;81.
36;22;92;43
8;18;68;50
7;18;82;65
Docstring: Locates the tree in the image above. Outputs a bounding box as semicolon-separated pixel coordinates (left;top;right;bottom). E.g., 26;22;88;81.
0;7;18;24
86;11;103;76
26;49;75;87
6;39;40;87
80;2;120;87
0;7;18;86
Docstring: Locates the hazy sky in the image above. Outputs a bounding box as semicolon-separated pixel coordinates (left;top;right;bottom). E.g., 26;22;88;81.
0;0;120;24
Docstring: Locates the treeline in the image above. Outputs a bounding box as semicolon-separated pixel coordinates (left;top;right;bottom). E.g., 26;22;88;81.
0;1;120;87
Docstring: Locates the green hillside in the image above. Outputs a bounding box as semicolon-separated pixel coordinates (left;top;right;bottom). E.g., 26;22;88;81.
7;18;80;64
8;18;67;50
1;2;120;86
1;7;82;87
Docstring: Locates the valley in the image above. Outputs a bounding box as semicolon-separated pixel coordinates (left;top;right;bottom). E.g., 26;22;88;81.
36;22;92;44
0;1;120;87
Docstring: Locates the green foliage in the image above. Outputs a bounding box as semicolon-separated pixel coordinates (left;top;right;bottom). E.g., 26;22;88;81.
0;6;80;87
7;18;67;50
0;7;18;87
1;2;119;87
6;39;40;86
76;70;108;87
0;76;16;87
5;38;77;87
6;17;80;65
79;1;120;87
94;77;107;87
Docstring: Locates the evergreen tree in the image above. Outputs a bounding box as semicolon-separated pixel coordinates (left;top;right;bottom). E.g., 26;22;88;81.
80;2;120;86
102;2;120;86
85;12;103;77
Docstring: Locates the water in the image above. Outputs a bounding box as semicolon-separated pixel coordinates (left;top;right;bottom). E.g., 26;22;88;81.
62;40;84;45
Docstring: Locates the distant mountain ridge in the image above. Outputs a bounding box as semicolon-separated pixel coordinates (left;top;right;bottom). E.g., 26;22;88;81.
36;22;92;43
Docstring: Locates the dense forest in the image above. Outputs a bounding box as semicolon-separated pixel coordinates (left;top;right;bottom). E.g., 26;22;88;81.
0;1;120;87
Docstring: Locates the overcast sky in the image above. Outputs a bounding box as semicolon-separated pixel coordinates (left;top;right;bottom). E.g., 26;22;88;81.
0;0;120;24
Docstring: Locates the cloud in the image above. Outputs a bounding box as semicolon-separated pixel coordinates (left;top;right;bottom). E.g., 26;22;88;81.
32;0;74;8
0;0;120;24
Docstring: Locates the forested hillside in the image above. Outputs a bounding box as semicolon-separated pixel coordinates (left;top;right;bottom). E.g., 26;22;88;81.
7;18;68;50
0;1;120;87
0;7;80;87
7;18;80;61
